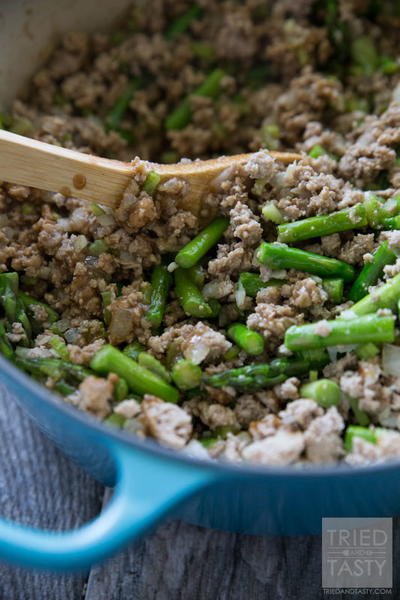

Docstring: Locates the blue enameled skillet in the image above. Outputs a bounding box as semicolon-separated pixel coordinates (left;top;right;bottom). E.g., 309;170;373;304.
2;354;400;571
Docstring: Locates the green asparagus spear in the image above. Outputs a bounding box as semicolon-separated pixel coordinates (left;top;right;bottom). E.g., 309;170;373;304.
269;354;329;376
344;425;377;451
18;291;59;323
207;298;221;318
174;268;213;318
355;342;379;359
285;313;395;351
277;204;367;243
90;345;179;402
186;264;205;288
138;351;171;382
122;342;144;361
147;265;173;328
175;217;229;268
54;380;76;396
142;171;161;196
165;68;226;130
0;320;13;359
322;278;344;303
49;335;70;361
0;273;32;342
349;272;400;315
238;272;284;297
105;413;126;428
227;323;265;356
203;364;286;391
364;194;400;227
114;378;129;402
256;242;355;281
172;359;202;390
106;76;143;131
165;4;202;39
300;379;341;408
348;242;397;302
88;240;109;257
347;395;370;426
15;355;92;384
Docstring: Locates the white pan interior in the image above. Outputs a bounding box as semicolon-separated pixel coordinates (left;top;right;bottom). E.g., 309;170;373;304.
0;0;131;107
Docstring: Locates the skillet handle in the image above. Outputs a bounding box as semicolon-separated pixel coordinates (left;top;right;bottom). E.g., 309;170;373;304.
0;442;216;571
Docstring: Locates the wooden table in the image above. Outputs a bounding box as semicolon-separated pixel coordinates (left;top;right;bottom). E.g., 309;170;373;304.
0;385;398;599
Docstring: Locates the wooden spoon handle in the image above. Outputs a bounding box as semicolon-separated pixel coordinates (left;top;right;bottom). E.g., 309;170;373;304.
0;130;133;208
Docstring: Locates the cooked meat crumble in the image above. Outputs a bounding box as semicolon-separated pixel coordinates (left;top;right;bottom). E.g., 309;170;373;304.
2;0;400;467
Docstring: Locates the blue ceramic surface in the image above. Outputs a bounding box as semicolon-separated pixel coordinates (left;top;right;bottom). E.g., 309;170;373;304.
1;354;400;571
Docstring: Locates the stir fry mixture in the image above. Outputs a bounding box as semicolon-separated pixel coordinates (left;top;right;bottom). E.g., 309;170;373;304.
2;1;400;466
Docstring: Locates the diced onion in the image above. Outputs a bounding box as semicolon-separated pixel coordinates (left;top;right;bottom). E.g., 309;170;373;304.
382;343;400;377
184;342;209;364
97;213;115;227
64;328;80;344
73;235;88;251
234;281;246;310
202;280;232;299
210;167;233;191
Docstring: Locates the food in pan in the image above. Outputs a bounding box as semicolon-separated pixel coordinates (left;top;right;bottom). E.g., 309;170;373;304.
2;1;400;466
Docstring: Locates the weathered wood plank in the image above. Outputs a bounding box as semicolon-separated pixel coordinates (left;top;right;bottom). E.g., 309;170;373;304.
85;489;323;600
0;386;104;600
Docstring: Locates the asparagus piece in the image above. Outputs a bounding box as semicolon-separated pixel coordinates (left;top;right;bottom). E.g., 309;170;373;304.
165;4;202;39
165;68;226;130
256;242;355;282
88;239;109;257
322;278;344;303
19;291;59;323
344;425;377;451
105;413;126;428
174;268;213;318
223;345;240;361
269;354;329;376
355;342;379;360
349;272;400;316
0;273;32;342
300;379;341;408
227;323;265;356
348;242;397;302
348;396;370;427
49;335;70;361
100;290;112;326
90;345;179;403
175;217;229;268
208;298;221;318
15;355;92;384
364;194;400;227
187;264;205;288
277;204;367;243
285;313;395;351
138;351;171;382
106;76;143;130
114;378;129;403
54;380;76;396
147;265;173;328
351;36;379;76
172;359;202;390
123;342;144;361
204;364;286;391
142;171;161;196
238;272;284;297
0;320;13;359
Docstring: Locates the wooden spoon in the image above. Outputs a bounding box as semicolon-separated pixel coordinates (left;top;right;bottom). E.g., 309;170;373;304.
0;130;301;215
